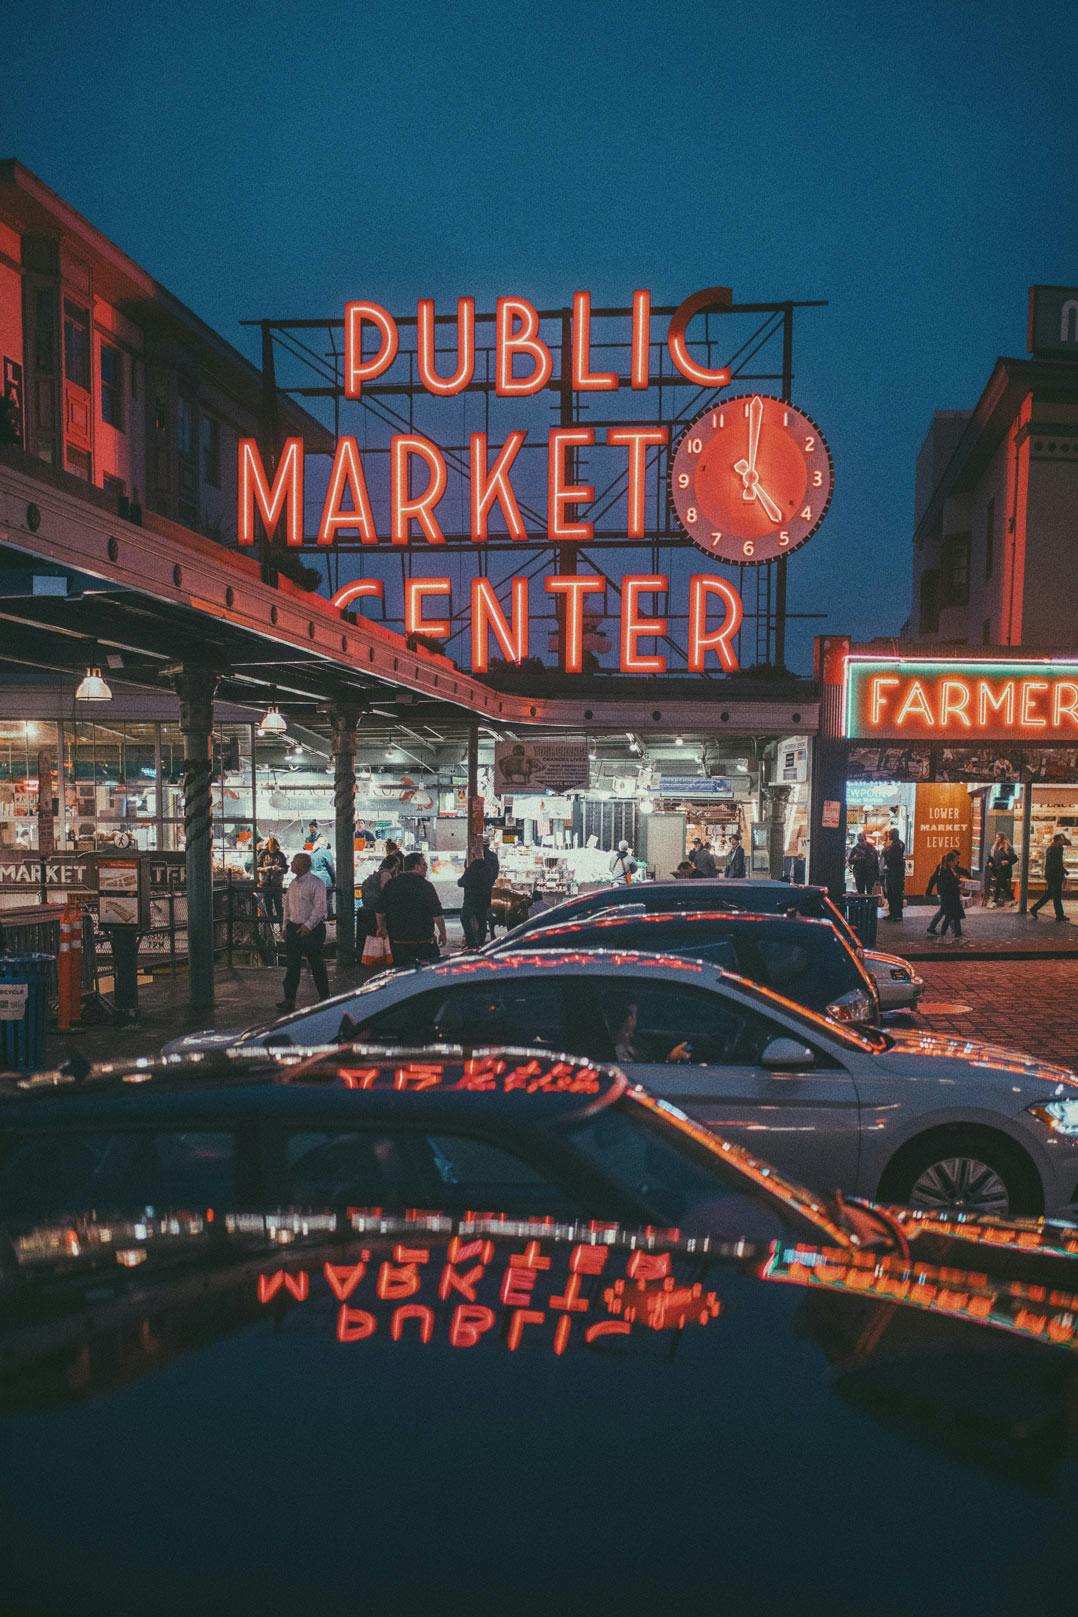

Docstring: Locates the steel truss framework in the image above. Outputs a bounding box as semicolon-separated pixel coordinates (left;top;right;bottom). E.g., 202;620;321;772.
243;297;827;675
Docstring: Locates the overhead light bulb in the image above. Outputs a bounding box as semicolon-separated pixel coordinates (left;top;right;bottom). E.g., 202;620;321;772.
75;667;112;702
259;705;287;736
675;735;684;747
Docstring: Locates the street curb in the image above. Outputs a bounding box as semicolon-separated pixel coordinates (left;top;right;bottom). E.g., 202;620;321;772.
903;948;1078;963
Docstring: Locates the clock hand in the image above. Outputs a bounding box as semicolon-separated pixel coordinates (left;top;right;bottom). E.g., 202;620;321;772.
754;483;783;524
747;395;763;476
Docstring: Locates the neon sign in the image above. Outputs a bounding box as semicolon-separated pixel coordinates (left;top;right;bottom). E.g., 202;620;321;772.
256;1236;724;1356
846;657;1078;743
235;286;783;674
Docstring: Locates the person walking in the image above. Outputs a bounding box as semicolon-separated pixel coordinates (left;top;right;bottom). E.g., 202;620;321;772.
610;840;636;884
376;850;447;967
984;833;1018;906
925;849;971;938
458;840;496;949
276;851;329;1010
256;834;288;926
308;835;337;920
881;827;906;921
847;832;881;896
724;833;747;879
1031;833;1069;921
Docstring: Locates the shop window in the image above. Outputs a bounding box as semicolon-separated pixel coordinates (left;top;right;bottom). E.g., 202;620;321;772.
201;413;221;487
919;569;940;634
941;532;970;607
63;302;91;390
984;497;995;579
100;342;124;431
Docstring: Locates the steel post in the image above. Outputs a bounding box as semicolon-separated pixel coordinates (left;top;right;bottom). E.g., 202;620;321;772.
330;706;361;970
174;665;219;1011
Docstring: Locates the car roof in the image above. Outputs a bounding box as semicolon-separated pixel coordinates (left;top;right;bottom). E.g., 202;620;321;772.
0;1044;627;1126
522;909;840;939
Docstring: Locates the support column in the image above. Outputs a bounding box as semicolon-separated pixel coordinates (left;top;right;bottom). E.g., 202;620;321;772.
174;665;219;1012
764;784;791;879
466;723;481;858
1018;781;1034;914
808;635;850;901
331;705;361;970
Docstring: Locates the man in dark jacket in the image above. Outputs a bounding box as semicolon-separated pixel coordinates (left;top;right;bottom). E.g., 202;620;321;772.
847;833;881;895
458;841;496;949
881;828;906;920
1031;834;1069;921
724;834;746;879
376;851;447;967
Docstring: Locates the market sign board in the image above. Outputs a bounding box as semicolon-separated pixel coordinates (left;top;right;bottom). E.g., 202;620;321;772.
846;658;1078;744
237;287;832;675
494;738;590;794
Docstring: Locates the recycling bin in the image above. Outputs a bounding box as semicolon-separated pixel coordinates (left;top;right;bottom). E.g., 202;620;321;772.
0;952;55;1073
841;893;880;949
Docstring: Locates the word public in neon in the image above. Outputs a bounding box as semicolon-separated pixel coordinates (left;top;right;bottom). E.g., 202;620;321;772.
846;658;1078;743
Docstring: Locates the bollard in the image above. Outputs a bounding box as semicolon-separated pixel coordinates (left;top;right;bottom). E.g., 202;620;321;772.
57;905;74;1031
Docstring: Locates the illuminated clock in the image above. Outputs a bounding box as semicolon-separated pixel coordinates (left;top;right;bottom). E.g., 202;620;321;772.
669;393;833;565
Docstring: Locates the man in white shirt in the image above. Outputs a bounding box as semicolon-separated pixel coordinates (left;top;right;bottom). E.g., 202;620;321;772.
277;852;329;1010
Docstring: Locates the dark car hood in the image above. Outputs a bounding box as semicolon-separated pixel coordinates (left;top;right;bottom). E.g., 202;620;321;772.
0;1215;1076;1616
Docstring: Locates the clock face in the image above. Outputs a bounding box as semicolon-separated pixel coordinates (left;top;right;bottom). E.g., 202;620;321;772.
670;394;833;565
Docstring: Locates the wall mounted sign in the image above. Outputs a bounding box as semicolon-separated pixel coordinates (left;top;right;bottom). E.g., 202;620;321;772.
669;394;833;565
846;658;1078;743
495;738;590;794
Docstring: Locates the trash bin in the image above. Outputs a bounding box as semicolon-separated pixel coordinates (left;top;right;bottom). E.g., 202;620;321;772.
0;953;55;1073
841;894;880;950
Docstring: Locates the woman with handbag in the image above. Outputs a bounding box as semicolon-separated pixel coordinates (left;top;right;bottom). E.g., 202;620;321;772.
926;849;971;938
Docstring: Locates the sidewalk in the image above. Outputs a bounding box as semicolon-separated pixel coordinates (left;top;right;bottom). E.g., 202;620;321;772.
868;900;1078;960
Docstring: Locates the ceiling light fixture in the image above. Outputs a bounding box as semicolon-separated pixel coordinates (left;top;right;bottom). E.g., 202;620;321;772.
75;667;112;702
258;704;287;736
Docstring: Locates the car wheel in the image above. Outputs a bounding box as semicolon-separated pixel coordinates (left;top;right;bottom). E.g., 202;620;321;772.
878;1130;1040;1219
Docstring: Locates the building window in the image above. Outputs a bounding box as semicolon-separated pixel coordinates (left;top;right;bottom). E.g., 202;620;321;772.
919;569;940;635
34;288;57;373
63;302;91;390
984;497;995;579
66;445;91;481
100;343;124;431
201;413;221;487
941;532;970;607
177;392;195;457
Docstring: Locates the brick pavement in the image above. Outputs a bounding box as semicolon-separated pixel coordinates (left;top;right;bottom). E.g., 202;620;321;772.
913;958;1078;1070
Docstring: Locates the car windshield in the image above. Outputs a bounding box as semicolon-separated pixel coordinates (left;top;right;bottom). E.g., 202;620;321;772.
566;1089;853;1247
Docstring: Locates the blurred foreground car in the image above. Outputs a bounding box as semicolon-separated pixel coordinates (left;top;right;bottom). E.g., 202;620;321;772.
505;878;924;1013
0;1049;1076;1616
164;952;1078;1219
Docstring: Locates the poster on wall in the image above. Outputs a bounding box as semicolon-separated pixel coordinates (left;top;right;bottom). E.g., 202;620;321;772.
932;745;1023;783
1023;747;1078;782
495;739;589;794
847;745;931;782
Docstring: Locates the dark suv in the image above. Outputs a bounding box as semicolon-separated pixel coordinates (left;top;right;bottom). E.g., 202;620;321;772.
488;908;880;1026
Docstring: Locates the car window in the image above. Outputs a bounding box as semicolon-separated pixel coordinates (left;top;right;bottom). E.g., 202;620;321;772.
0;1130;236;1221
352;987;456;1046
567;977;795;1067
425;979;565;1048
283;1129;586;1219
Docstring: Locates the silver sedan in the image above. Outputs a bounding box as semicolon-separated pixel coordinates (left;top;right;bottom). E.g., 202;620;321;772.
165;948;1078;1220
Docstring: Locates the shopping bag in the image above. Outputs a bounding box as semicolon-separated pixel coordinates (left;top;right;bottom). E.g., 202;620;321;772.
361;932;393;968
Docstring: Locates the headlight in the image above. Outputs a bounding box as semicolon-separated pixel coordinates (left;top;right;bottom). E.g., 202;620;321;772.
1029;1099;1078;1136
826;989;875;1025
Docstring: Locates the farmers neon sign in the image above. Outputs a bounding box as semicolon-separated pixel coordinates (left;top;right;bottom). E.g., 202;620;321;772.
238;287;751;674
846;657;1078;742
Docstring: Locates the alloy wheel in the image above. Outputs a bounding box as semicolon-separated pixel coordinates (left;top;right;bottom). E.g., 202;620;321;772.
907;1155;1011;1216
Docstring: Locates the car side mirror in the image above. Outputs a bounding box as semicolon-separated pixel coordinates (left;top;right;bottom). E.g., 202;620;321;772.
761;1037;815;1071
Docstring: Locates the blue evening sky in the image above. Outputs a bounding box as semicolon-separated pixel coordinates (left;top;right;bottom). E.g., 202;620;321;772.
3;0;1076;672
